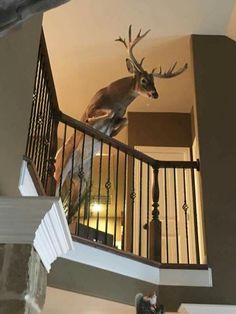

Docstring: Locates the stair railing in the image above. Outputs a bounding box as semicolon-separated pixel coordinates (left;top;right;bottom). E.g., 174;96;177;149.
25;31;203;265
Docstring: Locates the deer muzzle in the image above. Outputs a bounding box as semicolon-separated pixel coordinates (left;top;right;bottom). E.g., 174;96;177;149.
150;91;159;99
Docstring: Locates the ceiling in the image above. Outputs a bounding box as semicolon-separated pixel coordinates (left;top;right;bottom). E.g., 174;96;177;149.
43;0;236;141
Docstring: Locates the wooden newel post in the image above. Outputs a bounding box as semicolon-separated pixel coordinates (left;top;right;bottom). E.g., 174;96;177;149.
149;164;162;262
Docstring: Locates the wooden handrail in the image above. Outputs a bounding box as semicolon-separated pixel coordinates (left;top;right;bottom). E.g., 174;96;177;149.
40;31;60;115
59;112;200;170
60;112;157;166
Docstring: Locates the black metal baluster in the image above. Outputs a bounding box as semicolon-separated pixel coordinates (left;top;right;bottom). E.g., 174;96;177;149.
44;108;53;189
114;148;120;247
77;132;86;236
26;52;40;157
38;74;51;179
164;167;169;263
35;76;47;173
139;161;143;256
182;168;190;264
130;155;136;253
34;63;45;168
95;141;103;241
146;163;150;259
105;144;112;245
86;136;95;238
30;63;44;163
67;128;77;224
38;90;50;180
121;153;127;251
59;124;67;196
191;167;200;264
45;104;58;196
28;56;41;160
42;104;53;188
173;167;180;263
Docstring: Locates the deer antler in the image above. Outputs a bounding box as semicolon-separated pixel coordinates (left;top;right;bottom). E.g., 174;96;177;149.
152;62;188;79
115;25;150;73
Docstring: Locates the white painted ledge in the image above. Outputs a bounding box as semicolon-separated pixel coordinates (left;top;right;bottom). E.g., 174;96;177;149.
160;267;212;287
179;304;236;314
19;160;38;196
63;241;212;287
0;197;73;272
18;160;73;271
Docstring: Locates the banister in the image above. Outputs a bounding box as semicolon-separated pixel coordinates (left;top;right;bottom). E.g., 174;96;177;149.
59;112;157;167
40;31;60;115
25;31;205;266
157;160;199;170
59;112;200;170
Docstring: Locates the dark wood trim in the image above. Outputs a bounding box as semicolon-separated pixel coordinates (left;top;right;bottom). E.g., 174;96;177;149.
23;156;46;196
160;263;208;270
158;160;199;170
60;113;199;170
60;113;156;166
40;30;60;115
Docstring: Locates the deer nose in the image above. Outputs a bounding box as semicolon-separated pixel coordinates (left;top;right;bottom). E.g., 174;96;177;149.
151;91;158;99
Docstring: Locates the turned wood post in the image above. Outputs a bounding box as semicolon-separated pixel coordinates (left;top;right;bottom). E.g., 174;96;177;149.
149;163;162;262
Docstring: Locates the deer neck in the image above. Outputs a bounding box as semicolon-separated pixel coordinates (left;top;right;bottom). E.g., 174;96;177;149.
107;76;138;108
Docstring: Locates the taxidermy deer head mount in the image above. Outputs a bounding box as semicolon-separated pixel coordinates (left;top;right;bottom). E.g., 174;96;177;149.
115;24;188;101
54;25;188;186
81;25;188;137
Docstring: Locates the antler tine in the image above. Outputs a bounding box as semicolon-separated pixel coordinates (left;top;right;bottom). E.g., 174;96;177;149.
130;28;151;49
140;57;145;67
116;25;151;73
115;36;127;48
167;62;177;75
153;63;188;79
128;24;132;43
127;25;150;72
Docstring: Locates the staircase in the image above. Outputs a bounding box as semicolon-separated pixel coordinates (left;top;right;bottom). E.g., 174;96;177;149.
22;31;211;307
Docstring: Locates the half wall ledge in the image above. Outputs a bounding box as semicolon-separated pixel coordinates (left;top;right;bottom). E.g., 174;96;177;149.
0;196;73;272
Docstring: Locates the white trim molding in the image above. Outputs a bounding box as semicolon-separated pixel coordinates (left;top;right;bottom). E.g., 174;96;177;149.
63;241;212;287
19;160;38;196
0;197;73;272
179;304;236;314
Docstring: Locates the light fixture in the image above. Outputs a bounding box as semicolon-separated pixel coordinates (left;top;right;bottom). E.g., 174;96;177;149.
91;202;102;213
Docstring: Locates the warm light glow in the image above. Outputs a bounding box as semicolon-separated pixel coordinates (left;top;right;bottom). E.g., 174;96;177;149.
91;203;102;213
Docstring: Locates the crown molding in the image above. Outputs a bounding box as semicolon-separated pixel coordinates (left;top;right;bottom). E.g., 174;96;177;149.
0;196;73;272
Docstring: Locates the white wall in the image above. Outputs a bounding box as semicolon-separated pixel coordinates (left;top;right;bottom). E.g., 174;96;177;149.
179;304;236;314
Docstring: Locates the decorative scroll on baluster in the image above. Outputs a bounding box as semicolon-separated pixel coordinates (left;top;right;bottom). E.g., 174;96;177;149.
149;163;162;262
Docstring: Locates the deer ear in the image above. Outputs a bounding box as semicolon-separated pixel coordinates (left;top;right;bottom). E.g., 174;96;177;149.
126;58;136;74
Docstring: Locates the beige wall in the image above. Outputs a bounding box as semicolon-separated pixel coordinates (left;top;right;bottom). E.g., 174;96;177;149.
0;15;42;196
160;35;236;310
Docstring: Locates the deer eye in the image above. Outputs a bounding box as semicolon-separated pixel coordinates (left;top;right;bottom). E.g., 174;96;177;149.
141;78;147;86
